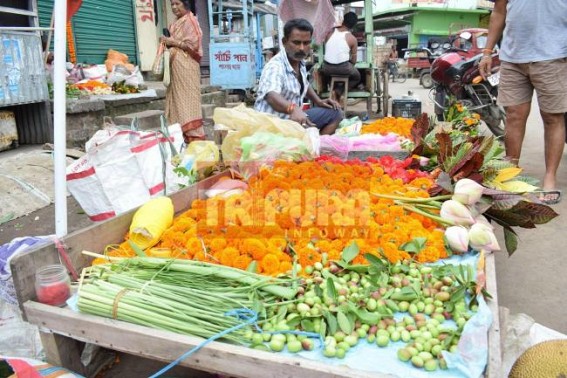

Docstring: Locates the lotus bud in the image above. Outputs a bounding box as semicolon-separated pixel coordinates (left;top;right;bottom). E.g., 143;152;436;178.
445;226;470;253
468;223;500;251
452;178;484;206
474;214;494;229
440;200;475;226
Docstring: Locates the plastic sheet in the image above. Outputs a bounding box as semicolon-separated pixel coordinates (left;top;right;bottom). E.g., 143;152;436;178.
129;197;174;250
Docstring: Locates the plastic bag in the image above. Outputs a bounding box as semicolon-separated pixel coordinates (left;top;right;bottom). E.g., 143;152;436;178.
152;43;165;76
336;116;362;136
163;49;171;87
239;131;312;178
129;197;174;250
350;133;403;152
213;104;315;161
319;135;351;160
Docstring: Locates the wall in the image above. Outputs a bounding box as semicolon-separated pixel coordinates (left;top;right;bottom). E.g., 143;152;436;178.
409;11;481;46
375;0;485;12
134;0;159;71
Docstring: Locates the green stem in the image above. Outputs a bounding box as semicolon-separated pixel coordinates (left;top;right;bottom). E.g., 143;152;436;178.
401;204;455;226
371;193;452;203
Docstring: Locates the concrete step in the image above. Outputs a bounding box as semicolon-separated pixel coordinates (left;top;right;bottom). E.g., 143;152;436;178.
114;109;165;130
201;91;227;107
227;94;242;102
226;102;244;108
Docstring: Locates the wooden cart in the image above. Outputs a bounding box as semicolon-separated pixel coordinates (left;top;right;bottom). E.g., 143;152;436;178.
10;173;504;377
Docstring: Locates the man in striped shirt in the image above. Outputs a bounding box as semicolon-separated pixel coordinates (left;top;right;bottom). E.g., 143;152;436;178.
254;19;344;135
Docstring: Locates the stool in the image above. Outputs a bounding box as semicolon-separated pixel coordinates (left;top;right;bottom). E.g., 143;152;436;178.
329;75;349;112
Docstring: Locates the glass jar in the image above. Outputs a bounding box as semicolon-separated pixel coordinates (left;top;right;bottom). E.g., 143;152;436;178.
35;264;71;307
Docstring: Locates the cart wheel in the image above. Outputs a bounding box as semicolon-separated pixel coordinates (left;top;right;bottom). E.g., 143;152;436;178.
420;72;433;89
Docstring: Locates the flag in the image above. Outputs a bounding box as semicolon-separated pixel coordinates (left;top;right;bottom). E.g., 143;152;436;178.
67;0;83;20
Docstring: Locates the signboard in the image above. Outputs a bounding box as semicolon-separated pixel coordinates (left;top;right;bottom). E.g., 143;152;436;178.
210;42;256;89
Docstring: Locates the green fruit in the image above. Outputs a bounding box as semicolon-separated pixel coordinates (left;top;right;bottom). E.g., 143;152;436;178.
323;346;336;358
269;338;285;352
334;331;346;342
337;341;350;351
397;348;412;362
344;335;359;347
376;335;390;347
251;333;264;345
398;301;410;312
367;334;376;343
406;346;419;357
287;340;302;353
401;330;411;342
253;344;270;352
418;351;433;361
424;359;438;371
431;344;443;357
262;333;272;342
411;355;424;368
336;347;346;359
390;331;401;342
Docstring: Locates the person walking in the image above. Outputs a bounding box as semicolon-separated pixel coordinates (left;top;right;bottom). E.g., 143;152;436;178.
320;12;362;92
479;0;567;204
160;0;205;143
254;19;343;135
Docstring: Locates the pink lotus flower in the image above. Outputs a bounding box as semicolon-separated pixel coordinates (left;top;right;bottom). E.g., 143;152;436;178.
452;178;484;206
445;226;470;253
440;200;475;226
468;223;500;252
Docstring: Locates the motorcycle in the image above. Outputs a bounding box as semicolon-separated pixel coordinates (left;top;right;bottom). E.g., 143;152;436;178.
430;49;505;137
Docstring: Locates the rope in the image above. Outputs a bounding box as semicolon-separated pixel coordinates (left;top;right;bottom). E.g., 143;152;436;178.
148;308;324;378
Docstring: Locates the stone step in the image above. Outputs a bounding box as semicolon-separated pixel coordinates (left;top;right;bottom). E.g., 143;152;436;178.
226;102;244;108
227;94;242;102
114;109;165;130
201;91;227;106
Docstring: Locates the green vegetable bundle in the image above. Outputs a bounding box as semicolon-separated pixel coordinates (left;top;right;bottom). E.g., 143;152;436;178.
77;257;298;344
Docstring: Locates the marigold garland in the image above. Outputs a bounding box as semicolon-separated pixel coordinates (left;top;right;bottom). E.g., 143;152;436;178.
97;158;449;274
361;117;415;138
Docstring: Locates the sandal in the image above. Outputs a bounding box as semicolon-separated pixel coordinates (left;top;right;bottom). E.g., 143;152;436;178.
533;189;562;205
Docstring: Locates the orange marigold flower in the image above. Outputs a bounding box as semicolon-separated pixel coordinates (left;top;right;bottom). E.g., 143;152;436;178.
261;253;280;275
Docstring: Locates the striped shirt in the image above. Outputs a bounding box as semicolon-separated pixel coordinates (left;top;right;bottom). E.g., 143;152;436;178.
254;51;308;119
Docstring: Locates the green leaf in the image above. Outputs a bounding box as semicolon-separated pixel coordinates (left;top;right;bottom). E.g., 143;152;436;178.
314;284;323;298
364;253;387;272
326;277;337;301
322;310;338;335
337;310;353;334
287;314;302;328
276;305;287;323
341;242;360;264
246;260;258;273
127;240;146;257
503;227;518;256
319;320;327;338
301;319;314;332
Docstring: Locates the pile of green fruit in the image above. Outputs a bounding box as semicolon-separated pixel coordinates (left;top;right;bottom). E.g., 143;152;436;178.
247;243;488;373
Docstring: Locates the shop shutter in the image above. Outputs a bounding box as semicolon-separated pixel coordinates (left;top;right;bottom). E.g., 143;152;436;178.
38;0;138;65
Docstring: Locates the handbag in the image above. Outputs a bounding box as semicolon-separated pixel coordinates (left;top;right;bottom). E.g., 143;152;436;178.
163;49;171;87
152;42;165;76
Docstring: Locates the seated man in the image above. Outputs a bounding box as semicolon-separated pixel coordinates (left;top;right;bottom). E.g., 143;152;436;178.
320;12;361;93
255;18;343;135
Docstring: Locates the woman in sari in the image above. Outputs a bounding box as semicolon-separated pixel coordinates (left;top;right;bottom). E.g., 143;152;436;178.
160;0;204;142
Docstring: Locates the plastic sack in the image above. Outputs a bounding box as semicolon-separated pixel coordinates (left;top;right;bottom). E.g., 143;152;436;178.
213;104;312;161
67;121;183;221
129;197;174;250
106;65;144;88
350;133;404;152
81;64;107;82
319;135;351;160
105;49;134;73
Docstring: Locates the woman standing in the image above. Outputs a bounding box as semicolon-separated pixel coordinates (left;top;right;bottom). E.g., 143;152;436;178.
160;0;204;142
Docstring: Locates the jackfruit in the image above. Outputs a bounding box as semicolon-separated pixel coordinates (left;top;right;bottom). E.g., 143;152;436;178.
509;339;567;378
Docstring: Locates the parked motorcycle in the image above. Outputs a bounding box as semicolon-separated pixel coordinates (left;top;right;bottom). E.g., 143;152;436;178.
430;50;505;137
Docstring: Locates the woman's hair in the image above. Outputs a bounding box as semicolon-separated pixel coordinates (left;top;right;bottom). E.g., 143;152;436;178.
283;19;313;39
180;0;196;15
